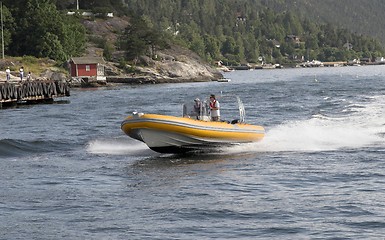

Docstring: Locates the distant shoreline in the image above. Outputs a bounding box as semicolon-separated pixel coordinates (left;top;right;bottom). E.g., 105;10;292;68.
221;61;385;71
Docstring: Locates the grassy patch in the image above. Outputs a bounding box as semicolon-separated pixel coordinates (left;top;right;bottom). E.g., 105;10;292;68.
1;56;67;76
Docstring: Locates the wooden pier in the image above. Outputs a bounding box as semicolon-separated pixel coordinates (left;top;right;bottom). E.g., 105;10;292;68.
0;80;70;108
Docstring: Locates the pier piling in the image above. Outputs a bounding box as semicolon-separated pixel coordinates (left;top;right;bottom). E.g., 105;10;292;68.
0;80;70;108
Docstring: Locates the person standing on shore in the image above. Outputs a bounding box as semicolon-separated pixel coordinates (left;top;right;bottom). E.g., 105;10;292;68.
5;67;10;81
19;66;24;81
27;71;32;81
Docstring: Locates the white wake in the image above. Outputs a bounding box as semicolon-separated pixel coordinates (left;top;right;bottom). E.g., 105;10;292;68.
86;138;152;155
226;95;385;153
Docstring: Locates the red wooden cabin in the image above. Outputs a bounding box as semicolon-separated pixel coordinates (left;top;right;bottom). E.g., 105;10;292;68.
69;57;106;82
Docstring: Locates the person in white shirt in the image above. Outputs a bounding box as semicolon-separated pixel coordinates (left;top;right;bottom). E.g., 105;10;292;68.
19;66;24;81
209;94;220;121
5;67;10;81
27;71;32;81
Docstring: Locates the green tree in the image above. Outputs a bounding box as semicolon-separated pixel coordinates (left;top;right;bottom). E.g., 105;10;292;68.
190;36;205;57
0;4;15;56
119;16;168;62
119;17;149;62
61;17;86;57
9;0;85;61
102;40;114;61
243;33;259;63
39;32;66;60
221;36;237;56
204;34;221;60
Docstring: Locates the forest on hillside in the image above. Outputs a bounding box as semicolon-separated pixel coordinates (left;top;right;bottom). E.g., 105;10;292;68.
53;0;385;47
262;0;385;46
1;0;87;61
118;0;385;65
1;0;384;66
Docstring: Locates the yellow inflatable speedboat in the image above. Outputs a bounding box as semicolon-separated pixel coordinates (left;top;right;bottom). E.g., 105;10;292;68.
121;96;265;153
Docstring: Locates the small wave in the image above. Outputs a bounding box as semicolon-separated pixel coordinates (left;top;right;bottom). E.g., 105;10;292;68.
0;139;66;157
86;138;153;156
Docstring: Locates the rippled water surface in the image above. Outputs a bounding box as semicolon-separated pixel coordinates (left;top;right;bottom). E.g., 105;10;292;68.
1;66;385;239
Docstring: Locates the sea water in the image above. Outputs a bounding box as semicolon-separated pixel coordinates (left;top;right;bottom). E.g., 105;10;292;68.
1;65;385;239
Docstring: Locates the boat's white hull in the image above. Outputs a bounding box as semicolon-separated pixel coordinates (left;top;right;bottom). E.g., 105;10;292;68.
136;128;238;153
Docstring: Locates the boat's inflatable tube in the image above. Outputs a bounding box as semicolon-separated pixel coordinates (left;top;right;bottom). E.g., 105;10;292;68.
121;113;264;153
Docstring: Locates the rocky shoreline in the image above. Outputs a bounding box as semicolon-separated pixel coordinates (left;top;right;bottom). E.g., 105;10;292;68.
80;44;224;86
106;76;213;85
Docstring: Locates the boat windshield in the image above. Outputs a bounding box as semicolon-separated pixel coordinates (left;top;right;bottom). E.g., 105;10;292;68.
183;100;210;121
182;95;245;123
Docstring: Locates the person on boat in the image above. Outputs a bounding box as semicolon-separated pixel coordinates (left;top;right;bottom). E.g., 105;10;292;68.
209;94;220;121
193;98;201;119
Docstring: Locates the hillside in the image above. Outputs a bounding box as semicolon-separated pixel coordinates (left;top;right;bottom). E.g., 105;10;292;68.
3;0;384;81
120;0;385;65
82;17;222;83
262;0;385;45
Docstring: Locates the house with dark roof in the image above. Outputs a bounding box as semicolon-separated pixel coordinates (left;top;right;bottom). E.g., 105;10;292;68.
69;57;106;83
285;35;301;44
